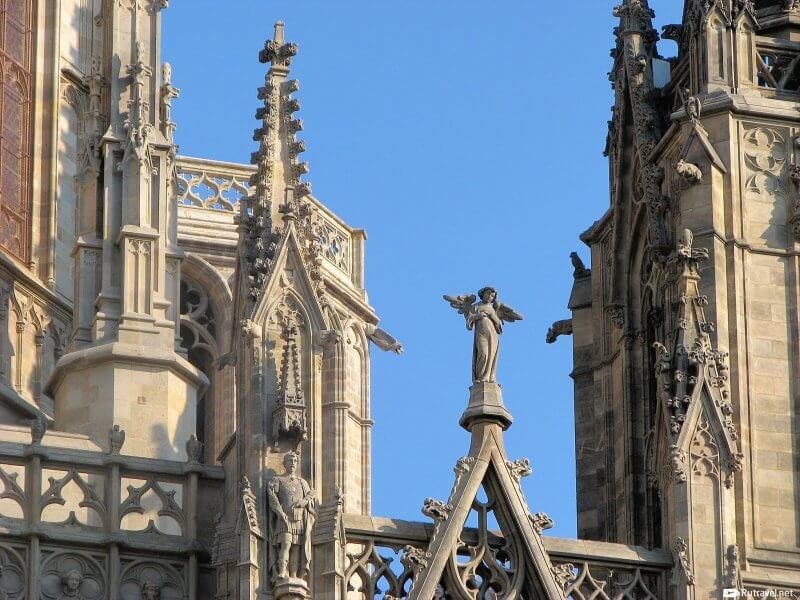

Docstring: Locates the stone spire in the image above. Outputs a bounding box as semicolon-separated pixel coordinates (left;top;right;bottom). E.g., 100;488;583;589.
611;0;668;254
246;22;311;304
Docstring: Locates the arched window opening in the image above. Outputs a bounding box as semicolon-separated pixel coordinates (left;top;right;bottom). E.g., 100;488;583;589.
0;1;34;264
179;277;219;462
642;276;663;549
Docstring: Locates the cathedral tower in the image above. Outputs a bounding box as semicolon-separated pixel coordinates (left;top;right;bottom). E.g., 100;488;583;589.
565;0;800;595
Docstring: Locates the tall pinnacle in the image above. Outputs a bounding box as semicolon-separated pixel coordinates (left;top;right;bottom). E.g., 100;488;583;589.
245;22;311;302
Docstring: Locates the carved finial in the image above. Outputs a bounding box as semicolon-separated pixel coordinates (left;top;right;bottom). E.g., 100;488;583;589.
109;424;126;455
506;458;533;481
123;40;153;159
421;498;452;522
259;21;298;68
279;186;298;222
401;546;431;577
529;512;555;533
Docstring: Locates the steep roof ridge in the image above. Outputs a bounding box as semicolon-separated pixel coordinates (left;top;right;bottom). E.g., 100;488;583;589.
406;383;564;600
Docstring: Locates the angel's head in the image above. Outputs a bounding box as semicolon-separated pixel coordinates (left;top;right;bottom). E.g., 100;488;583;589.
477;286;497;304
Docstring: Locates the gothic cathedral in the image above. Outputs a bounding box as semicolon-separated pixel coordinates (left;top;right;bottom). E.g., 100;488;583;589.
0;1;797;599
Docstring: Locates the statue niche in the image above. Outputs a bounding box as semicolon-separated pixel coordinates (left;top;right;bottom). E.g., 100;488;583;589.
267;451;316;588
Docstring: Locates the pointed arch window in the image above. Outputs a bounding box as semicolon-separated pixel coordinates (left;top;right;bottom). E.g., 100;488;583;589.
179;277;220;461
0;0;33;264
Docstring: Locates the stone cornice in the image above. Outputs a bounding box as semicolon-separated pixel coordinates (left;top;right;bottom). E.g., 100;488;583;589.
44;341;209;397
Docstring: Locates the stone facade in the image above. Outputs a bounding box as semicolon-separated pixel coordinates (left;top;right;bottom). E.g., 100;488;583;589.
1;1;798;599
560;0;800;597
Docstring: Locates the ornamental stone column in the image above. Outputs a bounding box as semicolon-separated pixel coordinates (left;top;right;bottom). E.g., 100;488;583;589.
46;0;206;460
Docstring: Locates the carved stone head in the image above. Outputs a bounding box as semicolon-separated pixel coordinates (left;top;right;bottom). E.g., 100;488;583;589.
283;451;299;475
141;582;160;600
477;286;497;303
61;570;83;595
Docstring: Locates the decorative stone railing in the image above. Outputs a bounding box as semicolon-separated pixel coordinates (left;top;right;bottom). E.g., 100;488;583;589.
756;37;800;92
175;155;357;279
342;515;673;600
176;155;253;213
0;428;223;599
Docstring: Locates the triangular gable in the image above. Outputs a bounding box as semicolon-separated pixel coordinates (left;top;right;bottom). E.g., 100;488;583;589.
251;223;328;334
676;371;742;486
679;121;727;174
650;229;742;488
408;419;563;600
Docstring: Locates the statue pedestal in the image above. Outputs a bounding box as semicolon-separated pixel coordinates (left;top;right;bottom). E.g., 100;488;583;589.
272;578;309;600
460;382;513;431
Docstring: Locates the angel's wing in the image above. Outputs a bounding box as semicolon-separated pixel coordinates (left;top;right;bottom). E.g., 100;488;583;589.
496;303;523;323
443;294;476;317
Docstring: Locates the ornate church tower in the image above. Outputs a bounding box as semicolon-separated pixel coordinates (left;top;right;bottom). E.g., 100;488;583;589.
45;0;206;461
563;0;800;596
211;23;401;600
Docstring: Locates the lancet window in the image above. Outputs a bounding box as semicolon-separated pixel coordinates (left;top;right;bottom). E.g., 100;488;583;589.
179;276;219;459
0;0;34;264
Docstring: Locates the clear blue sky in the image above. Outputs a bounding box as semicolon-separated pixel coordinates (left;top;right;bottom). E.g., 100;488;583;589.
163;1;683;538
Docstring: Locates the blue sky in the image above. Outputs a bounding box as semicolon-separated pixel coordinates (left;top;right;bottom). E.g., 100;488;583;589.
163;1;683;538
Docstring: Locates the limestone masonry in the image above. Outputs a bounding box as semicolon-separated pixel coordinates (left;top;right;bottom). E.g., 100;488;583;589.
0;1;798;598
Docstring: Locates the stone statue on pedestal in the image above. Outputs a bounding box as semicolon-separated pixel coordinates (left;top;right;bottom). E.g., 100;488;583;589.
444;287;523;383
267;452;316;583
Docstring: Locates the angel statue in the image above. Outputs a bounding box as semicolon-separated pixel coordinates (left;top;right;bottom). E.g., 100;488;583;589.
444;287;523;384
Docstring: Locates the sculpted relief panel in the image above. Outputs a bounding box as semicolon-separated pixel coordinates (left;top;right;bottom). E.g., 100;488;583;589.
741;125;789;248
740;124;800;551
40;550;106;600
